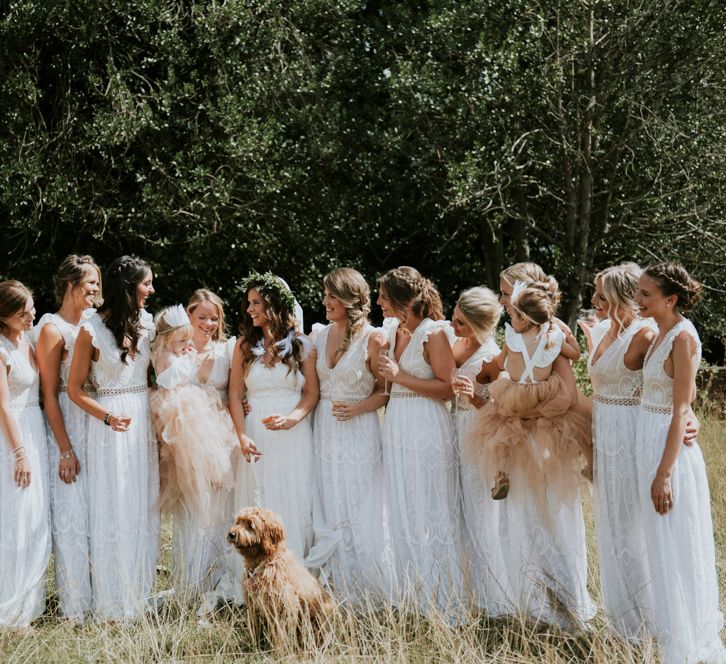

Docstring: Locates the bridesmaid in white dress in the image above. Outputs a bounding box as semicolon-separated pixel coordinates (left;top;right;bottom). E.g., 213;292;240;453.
580;263;656;638
376;267;463;621
449;287;509;615
168;289;238;593
0;281;50;628
228;273;317;560
35;255;101;621
311;268;390;604
635;262;725;664
68;256;159;621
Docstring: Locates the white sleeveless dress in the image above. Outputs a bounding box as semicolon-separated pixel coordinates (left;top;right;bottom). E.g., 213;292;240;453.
589;318;655;638
382;318;464;620
0;333;50;627
497;324;594;627
83;313;159;620
34;312;93;620
636;319;726;664
236;358;314;559
172;337;238;593
312;323;390;604
453;338;509;615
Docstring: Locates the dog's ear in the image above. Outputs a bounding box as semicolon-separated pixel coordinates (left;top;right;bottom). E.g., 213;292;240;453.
259;510;285;555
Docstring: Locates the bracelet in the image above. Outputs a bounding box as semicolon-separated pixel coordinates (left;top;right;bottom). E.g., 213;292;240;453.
60;450;75;460
103;412;111;426
12;445;25;456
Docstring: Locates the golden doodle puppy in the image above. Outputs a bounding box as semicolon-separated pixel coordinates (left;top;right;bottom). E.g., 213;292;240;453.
227;507;333;646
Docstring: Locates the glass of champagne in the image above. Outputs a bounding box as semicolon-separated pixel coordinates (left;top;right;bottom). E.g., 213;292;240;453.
379;348;390;396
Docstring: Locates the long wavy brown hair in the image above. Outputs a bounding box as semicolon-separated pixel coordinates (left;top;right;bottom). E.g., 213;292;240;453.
323;268;371;363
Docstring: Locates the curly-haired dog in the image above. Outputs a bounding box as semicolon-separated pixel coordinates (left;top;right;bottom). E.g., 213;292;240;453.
227;507;333;646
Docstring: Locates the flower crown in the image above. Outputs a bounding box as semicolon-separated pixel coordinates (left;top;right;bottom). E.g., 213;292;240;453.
238;271;296;313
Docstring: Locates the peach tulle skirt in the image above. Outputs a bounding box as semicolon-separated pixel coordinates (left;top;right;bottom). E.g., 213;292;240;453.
150;384;236;527
465;372;592;508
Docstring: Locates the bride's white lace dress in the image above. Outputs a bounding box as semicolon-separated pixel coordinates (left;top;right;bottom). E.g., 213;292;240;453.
636;319;726;664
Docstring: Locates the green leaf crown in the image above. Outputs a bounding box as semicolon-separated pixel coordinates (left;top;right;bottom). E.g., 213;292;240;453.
238;271;296;313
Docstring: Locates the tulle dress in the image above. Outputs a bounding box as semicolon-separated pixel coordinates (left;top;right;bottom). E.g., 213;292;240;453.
0;333;50;627
34;312;94;620
589;318;655;638
150;351;236;593
236;357;314;559
467;323;594;626
453;338;510;615
311;323;390;604
636;319;726;664
83;312;159;620
382;318;464;620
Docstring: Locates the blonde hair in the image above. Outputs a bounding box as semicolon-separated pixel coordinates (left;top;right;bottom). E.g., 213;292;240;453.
377;266;444;321
457;287;502;345
595;263;642;334
501;262;561;311
323;268;371;363
0;281;33;334
152;307;193;359
187;289;227;342
54;254;102;307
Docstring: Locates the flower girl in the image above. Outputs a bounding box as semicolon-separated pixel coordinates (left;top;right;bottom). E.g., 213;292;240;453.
149;305;239;590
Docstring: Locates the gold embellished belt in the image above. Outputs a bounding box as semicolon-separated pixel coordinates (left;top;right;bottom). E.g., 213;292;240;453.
9;400;40;410
96;385;149;398
593;393;640;407
319;393;367;402
389;390;426;399
641;402;672;415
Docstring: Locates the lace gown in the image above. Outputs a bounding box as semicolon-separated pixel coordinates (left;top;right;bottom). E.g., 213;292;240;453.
453;338;509;615
83;313;159;620
0;334;50;627
34;312;93;620
382;318;464;620
311;323;390;604
636;319;726;664
589;318;655;638
171;338;238;593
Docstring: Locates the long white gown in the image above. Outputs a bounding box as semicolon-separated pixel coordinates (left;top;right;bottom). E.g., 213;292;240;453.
236;357;314;559
589;318;654;638
453;338;510;615
34;312;93;620
0;333;51;627
172;337;237;593
382;318;464;621
311;323;390;604
636;318;726;664
83;312;159;620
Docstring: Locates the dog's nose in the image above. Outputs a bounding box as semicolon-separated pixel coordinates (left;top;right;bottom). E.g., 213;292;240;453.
227;529;237;543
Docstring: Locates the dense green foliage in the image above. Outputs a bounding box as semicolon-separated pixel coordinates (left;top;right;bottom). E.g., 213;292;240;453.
1;0;724;345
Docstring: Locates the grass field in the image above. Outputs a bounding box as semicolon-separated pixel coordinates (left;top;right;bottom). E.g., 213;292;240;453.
2;410;724;663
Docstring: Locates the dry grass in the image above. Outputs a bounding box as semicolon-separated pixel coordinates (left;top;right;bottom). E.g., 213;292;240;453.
2;412;724;663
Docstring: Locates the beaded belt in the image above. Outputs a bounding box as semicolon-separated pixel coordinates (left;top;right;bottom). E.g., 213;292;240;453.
593;393;640;407
389;390;425;399
59;384;96;395
96;385;149;398
453;402;475;412
10;400;40;411
641;402;672;415
319;393;367;402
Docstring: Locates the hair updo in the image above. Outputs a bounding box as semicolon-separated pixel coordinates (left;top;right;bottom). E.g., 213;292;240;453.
456;287;502;344
53;254;102;307
501;262;561;311
510;282;557;326
643;262;702;313
377;266;444;321
0;281;33;334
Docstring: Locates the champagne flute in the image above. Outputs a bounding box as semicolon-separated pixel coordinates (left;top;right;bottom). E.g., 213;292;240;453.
379;348;390;396
451;367;464;410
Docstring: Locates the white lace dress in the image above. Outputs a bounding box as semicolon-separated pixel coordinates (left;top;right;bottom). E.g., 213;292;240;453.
34;312;93;620
172;337;238;593
589;318;655;638
0;333;50;627
311;323;390;604
83;313;159;620
236;358;314;559
382;318;463;620
453;338;509;615
636;319;726;664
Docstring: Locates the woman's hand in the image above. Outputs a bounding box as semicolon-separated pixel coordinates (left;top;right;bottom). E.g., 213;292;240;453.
378;355;400;383
452;375;474;399
239;435;262;463
683;412;699;447
651;472;674;515
242;399;251;416
14;456;31;488
331;401;361;422
262;413;296;431
107;414;131;432
59;449;80;484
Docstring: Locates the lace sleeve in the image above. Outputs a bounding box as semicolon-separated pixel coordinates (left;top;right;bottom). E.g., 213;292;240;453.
309;323;327;346
535;325;565;367
225;336;237;363
82;314;102;352
0;344;8;368
504;323;525;353
422;319;456;347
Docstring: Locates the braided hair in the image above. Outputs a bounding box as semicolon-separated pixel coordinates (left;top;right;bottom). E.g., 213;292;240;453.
643;262;701;312
53;254;102;307
323;268;371;363
97;255;152;363
377;266;444;321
